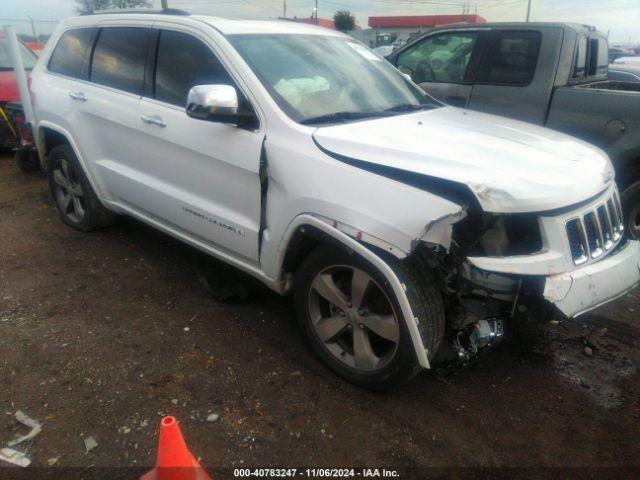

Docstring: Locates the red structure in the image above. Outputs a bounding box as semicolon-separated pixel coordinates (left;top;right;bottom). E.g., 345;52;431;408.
296;18;361;31
369;14;486;28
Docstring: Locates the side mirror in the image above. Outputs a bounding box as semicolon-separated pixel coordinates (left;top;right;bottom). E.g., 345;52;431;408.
186;85;254;126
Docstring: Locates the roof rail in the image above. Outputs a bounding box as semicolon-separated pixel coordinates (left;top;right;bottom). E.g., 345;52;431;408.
84;8;190;16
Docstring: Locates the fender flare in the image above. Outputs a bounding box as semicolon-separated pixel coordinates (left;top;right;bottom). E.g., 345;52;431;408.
276;214;431;369
36;121;105;199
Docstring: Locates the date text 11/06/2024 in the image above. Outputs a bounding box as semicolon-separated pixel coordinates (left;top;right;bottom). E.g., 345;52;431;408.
233;468;400;478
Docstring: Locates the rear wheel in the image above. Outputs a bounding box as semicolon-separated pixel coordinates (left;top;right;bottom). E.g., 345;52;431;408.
621;181;640;240
48;144;116;231
294;245;444;390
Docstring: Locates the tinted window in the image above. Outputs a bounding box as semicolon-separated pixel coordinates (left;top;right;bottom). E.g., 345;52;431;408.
91;27;148;95
477;31;541;85
48;28;96;79
396;33;478;84
154;30;233;106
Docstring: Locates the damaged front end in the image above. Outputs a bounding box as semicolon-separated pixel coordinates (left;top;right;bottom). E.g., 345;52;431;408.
410;210;548;365
412;182;640;366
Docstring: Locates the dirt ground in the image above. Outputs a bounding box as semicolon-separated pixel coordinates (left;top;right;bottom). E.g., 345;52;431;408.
1;153;639;478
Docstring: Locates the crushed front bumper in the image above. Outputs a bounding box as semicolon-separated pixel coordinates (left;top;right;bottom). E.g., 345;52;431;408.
543;240;640;317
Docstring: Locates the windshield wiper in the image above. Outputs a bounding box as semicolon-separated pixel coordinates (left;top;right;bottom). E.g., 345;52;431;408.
299;110;395;125
384;103;437;113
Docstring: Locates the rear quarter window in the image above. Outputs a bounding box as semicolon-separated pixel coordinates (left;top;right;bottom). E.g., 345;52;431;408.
90;27;149;95
48;28;97;79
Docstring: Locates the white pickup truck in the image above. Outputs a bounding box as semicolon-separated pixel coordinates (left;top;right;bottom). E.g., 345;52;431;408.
29;10;640;389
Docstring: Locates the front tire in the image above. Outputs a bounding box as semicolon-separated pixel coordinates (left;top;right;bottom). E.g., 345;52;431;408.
294;245;444;390
621;181;640;240
48;144;116;232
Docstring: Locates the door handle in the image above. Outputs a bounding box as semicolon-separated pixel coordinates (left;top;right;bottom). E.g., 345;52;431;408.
69;91;88;101
141;114;166;128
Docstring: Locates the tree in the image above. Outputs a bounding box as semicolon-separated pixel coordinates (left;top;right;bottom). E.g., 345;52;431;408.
333;10;356;32
75;0;151;14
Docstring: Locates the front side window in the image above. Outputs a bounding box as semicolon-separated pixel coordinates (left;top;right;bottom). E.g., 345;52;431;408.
396;32;478;84
154;30;233;107
475;31;541;86
229;34;437;124
91;27;149;95
48;28;96;78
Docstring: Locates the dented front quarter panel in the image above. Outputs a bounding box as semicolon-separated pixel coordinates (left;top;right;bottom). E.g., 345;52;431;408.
259;127;465;281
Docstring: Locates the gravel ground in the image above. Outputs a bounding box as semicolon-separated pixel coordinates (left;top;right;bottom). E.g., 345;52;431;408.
1;154;639;478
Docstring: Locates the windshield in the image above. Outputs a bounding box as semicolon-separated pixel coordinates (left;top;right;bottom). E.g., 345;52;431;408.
229;34;439;124
0;38;38;71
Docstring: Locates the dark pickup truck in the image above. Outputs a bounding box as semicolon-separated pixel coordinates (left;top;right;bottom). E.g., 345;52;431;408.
387;23;640;238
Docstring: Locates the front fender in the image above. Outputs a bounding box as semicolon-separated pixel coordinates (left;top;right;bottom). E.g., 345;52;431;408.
271;213;433;369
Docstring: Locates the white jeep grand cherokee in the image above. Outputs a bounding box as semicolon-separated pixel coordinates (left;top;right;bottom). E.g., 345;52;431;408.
30;10;640;389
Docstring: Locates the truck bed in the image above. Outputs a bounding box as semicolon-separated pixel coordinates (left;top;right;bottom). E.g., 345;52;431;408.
578;80;640;92
546;82;640;160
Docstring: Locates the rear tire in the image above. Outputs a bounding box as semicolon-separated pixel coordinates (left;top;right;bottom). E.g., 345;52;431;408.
294;244;444;390
621;180;640;240
48;144;116;232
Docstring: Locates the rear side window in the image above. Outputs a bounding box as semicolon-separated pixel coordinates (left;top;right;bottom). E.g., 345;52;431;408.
91;27;149;95
476;31;541;86
588;37;608;76
573;36;588;79
154;30;233;106
48;28;96;79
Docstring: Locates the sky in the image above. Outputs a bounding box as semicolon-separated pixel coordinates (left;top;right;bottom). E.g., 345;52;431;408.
1;0;639;44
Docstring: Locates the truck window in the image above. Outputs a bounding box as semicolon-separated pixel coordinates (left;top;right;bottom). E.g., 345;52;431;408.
48;28;96;79
588;37;608;77
90;27;149;95
572;36;587;79
396;32;478;84
153;30;233;107
475;31;541;86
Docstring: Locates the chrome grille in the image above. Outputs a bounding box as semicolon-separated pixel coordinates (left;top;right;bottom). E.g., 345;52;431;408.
565;189;624;265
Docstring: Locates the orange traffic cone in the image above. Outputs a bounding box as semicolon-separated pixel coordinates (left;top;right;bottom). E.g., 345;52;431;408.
141;416;212;480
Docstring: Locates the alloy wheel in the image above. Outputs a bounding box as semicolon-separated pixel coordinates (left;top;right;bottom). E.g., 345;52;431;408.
52;158;85;223
307;265;400;372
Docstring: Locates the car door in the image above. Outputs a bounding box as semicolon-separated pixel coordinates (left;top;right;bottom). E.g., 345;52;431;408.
467;28;560;124
132;26;263;263
392;31;483;107
69;25;152;198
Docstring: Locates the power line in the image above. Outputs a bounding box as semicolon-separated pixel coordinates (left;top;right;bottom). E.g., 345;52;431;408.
0;17;61;24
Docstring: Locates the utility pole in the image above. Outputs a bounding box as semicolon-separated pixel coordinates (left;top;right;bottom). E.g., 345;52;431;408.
314;0;318;19
27;15;36;39
526;0;532;22
283;0;287;18
161;0;168;10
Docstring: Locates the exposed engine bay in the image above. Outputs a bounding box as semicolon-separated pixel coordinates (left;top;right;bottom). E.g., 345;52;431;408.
414;211;546;364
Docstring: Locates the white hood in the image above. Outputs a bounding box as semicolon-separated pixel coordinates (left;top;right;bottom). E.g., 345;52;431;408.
312;107;613;213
